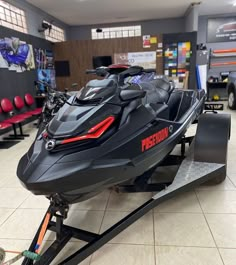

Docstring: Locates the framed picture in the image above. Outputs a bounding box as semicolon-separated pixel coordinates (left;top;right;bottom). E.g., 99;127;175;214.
208;17;236;43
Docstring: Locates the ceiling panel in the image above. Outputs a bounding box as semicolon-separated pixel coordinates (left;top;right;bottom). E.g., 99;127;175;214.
26;0;236;25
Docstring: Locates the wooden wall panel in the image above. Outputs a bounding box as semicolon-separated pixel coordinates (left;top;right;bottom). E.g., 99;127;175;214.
53;36;163;90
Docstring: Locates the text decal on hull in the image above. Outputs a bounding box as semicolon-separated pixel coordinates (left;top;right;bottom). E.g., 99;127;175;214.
142;127;169;152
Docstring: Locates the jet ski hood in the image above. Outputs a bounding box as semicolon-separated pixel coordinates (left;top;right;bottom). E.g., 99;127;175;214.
47;80;121;139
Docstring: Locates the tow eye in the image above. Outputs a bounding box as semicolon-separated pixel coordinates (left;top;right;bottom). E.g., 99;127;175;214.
45;139;56;151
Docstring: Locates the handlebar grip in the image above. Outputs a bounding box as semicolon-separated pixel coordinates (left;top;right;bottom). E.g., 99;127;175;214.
143;68;156;73
86;69;96;74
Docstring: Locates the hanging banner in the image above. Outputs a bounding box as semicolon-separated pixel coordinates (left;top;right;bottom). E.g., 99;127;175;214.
143;35;151;48
208;17;236;42
0;37;35;72
114;51;156;69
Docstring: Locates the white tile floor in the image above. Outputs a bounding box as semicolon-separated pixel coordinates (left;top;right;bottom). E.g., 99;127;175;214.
0;108;236;265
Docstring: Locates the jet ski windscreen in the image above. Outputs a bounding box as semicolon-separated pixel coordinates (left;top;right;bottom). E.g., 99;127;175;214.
125;72;156;84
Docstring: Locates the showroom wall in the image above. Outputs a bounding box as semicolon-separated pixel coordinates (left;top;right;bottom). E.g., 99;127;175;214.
68;17;185;40
54;31;196;90
0;26;52;100
54;35;163;90
5;0;69;39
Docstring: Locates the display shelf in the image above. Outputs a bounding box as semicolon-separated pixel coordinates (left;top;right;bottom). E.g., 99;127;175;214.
207;81;227;101
211;54;236;58
209;48;236;68
213;49;236;54
211;61;236;67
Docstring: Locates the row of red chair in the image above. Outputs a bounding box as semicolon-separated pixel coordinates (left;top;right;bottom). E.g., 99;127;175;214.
0;93;42;141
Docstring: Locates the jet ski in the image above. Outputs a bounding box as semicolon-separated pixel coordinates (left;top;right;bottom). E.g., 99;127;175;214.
17;65;206;204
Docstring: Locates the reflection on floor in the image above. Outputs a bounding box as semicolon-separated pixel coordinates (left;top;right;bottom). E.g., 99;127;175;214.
0;109;236;265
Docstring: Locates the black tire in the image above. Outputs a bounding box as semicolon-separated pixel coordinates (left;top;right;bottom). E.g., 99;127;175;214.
228;86;236;110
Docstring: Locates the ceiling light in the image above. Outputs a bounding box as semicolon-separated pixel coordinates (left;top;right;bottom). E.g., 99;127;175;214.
233;2;236;6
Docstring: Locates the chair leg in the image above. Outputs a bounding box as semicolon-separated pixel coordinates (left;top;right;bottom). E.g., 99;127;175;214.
5;124;24;140
19;123;30;137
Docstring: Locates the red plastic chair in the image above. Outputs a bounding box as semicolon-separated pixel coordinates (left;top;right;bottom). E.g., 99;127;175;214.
24;93;42;115
0;107;12;130
14;96;32;118
1;98;27;139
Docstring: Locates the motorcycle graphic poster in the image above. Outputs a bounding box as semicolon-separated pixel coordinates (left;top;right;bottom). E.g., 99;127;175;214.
0;37;35;72
35;48;54;69
114;52;156;69
45;50;54;69
208;17;236;42
35;48;47;69
38;69;56;92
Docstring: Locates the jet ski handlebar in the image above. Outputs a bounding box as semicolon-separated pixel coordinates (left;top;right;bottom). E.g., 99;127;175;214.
86;66;156;79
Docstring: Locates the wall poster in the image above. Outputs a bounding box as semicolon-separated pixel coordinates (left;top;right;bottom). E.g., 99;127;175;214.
35;49;54;69
37;69;56;91
114;52;156;69
0;37;35;72
208;17;236;42
143;35;151;48
35;48;56;91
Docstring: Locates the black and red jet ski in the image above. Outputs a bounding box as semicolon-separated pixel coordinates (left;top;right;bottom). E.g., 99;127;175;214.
17;65;205;204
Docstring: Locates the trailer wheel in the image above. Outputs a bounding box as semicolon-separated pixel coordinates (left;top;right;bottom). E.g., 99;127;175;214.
194;113;231;184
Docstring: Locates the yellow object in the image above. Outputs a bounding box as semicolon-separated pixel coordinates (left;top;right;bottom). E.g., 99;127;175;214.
213;94;220;101
150;37;157;44
186;42;191;50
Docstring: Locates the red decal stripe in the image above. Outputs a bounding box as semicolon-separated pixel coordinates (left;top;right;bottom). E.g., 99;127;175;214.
61;116;115;144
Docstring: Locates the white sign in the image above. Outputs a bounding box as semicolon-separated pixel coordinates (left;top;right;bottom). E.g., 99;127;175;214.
114;52;156;69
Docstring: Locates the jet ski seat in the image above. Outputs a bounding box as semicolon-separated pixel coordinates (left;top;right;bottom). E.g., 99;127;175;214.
140;77;174;105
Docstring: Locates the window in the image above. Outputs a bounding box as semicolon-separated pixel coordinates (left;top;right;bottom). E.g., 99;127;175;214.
91;25;141;40
44;21;65;43
0;0;27;33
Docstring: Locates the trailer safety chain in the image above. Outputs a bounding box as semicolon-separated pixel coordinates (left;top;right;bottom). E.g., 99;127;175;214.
0;248;40;265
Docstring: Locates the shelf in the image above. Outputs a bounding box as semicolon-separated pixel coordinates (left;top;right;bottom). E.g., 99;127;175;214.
213;49;236;54
207;82;227;89
207;82;227;83
209;48;236;68
211;54;236;58
211;61;236;67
